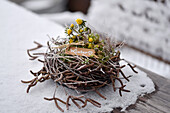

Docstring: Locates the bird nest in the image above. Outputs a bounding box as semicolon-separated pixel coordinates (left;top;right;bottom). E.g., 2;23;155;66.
21;19;138;112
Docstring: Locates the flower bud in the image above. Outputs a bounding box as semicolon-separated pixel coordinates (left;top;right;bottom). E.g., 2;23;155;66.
70;24;74;28
67;29;72;35
72;35;76;39
79;29;83;33
69;39;73;43
89;38;93;43
76;18;83;25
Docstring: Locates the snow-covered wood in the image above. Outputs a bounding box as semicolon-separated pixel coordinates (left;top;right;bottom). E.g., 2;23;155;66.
121;46;170;78
118;67;170;113
87;0;170;62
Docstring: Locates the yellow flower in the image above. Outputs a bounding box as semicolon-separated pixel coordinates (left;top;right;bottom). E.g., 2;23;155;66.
79;29;83;33
84;27;88;31
94;45;99;48
89;38;93;42
76;18;83;25
72;35;76;39
88;43;93;49
70;24;74;28
77;34;80;37
67;29;72;35
69;39;73;43
90;55;94;57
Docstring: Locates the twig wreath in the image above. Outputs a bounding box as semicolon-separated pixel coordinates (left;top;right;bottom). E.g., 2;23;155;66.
21;19;138;112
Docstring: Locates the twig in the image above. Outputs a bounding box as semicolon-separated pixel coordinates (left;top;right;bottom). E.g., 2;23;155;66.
127;63;138;73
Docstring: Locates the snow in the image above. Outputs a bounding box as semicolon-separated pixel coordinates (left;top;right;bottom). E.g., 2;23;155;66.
21;0;66;13
21;0;55;11
0;0;155;113
41;11;87;26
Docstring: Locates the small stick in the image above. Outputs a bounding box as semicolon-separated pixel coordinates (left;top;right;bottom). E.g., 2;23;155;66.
47;41;52;51
21;79;34;83
94;81;107;88
30;70;37;76
95;89;106;100
33;53;44;55
52;41;85;49
28;41;43;51
71;98;81;109
38;59;44;63
54;97;64;112
66;96;71;110
73;62;80;69
120;70;129;82
26;78;37;93
53;86;64;112
73;98;85;105
127;63;138;73
44;97;70;105
112;76;124;87
119;88;122;97
120;65;126;68
110;75;116;91
122;89;130;92
89;98;101;106
83;98;101;108
77;63;94;71
27;50;38;60
54;74;63;82
110;56;119;60
119;75;133;79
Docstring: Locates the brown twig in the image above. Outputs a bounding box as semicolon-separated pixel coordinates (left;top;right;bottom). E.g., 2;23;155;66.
127;63;138;73
120;70;129;81
95;89;106;100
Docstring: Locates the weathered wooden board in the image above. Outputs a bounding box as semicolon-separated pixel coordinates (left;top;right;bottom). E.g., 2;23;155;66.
112;66;170;113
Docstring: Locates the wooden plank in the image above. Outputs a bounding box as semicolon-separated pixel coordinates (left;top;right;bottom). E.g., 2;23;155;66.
121;46;170;79
112;66;170;113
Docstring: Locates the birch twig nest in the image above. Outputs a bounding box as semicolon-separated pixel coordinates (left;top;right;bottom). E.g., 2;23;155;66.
21;19;138;112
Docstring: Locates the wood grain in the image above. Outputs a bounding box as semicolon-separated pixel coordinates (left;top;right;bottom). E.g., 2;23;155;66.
112;66;170;113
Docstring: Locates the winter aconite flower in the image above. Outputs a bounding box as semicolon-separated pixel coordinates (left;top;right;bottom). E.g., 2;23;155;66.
94;45;99;48
84;27;88;31
90;55;94;57
79;29;83;33
67;29;72;35
76;19;83;25
88;43;93;49
70;24;74;28
72;35;76;39
89;38;93;43
77;34;80;37
69;39;73;43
